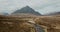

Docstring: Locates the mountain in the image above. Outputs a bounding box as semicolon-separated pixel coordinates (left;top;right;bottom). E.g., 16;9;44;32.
49;12;60;15
0;12;8;16
44;12;60;16
12;6;41;16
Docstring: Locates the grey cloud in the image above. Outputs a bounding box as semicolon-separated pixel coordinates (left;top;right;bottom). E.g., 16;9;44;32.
0;0;60;14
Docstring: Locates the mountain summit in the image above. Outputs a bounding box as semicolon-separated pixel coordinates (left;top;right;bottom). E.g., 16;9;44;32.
12;6;41;15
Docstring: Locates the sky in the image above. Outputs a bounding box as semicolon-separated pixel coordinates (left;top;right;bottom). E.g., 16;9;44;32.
0;0;60;15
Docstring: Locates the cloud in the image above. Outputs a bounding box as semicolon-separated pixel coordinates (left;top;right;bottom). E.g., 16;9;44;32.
29;0;60;14
0;0;60;14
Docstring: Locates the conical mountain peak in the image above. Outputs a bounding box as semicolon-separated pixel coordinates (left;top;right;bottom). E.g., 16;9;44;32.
25;6;30;8
12;6;41;15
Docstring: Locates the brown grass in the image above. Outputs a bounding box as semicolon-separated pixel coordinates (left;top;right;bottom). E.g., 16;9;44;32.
0;15;60;32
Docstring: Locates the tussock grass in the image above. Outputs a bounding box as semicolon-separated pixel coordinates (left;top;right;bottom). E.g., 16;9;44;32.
0;15;60;32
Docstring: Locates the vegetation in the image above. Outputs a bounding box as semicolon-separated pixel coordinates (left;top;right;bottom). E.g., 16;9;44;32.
0;15;60;32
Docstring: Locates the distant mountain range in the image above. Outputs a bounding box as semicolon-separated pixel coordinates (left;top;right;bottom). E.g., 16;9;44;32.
0;6;60;16
44;12;60;16
49;12;60;15
12;6;41;16
0;12;8;16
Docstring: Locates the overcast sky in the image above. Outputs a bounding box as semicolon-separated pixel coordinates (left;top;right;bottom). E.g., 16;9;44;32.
0;0;60;14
